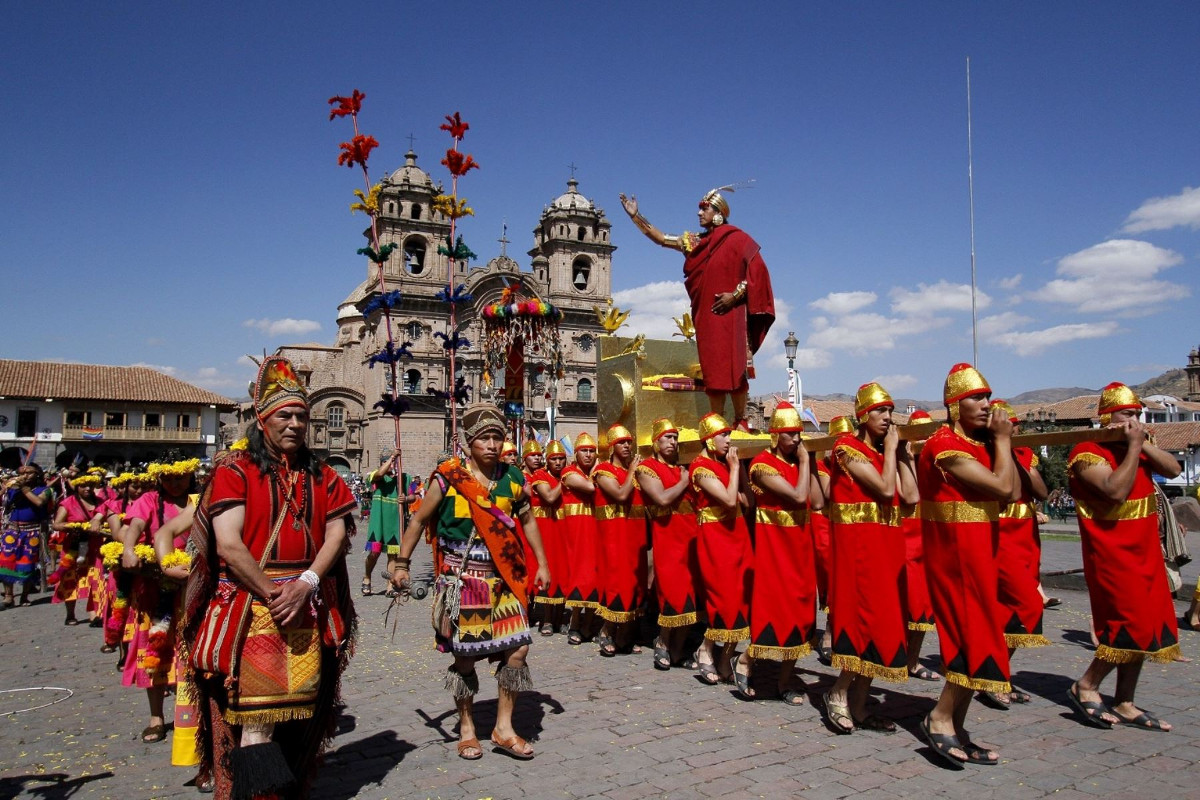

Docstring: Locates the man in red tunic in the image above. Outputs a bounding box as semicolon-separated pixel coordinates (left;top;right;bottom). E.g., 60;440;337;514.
736;401;816;704
918;364;1017;768
1066;382;1181;732
619;188;775;430
636;417;700;671
822;384;917;733
594;423;646;656
183;356;357;799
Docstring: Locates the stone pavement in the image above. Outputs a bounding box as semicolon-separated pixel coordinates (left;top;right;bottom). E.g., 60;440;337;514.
2;526;1199;800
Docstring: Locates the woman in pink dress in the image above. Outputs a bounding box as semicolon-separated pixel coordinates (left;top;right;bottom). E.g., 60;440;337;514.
120;459;197;743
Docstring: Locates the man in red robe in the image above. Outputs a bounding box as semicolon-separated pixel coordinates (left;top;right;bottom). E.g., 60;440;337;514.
619;188;775;430
1066;382;1181;732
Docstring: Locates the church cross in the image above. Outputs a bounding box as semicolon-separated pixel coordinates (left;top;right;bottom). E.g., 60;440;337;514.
498;220;510;257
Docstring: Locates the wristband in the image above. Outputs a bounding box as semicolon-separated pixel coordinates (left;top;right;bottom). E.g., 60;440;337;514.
394;557;411;570
298;569;320;594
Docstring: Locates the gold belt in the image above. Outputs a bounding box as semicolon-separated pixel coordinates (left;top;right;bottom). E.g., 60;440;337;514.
1000;502;1033;520
594;505;628;521
1076;494;1156;521
560;503;592;517
829;502;901;526
920;499;999;524
531;507;558;520
754;507;809;527
697;506;737;524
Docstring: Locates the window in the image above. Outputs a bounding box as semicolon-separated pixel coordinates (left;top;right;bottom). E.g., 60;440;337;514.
572;257;591;290
405;321;422;341
144;412;162;428
17;409;37;437
403;238;426;275
404;369;422;394
577;378;593;402
577;226;585;241
176;414;191;429
65;411;92;426
106;411;127;427
411;203;422;220
327;404;345;429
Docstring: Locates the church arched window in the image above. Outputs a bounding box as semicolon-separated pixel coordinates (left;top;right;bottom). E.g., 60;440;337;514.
577;378;593;402
405;321;422;341
411;203;422;220
572;257;591;291
577;226;586;241
403;369;421;394
403;238;426;275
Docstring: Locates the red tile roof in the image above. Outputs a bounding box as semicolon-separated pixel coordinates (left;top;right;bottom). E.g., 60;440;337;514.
1148;421;1200;453
0;360;236;408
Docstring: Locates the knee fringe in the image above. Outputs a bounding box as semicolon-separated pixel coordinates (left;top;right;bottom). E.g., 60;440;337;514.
444;667;479;699
495;664;534;693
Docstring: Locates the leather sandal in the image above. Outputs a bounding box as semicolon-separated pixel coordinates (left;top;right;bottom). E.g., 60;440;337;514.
1116;710;1171;732
457;737;483;760
653;642;672;671
920;715;966;770
141;723;167;743
780;689;806;706
731;654;755;700
360;577;372;597
696;651;720;685
491;731;535;759
821;691;854;735
1066;683;1115;729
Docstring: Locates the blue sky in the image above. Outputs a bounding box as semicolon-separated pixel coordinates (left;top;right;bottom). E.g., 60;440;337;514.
3;3;1198;404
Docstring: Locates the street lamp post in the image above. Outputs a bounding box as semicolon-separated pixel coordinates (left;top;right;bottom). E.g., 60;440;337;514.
783;331;800;410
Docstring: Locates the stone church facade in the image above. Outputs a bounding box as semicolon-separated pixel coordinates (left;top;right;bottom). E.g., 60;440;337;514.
270;151;612;480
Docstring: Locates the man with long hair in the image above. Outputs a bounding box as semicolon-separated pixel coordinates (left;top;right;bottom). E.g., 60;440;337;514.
183;357;357;799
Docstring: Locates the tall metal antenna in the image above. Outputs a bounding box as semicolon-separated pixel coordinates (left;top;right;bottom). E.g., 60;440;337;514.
966;57;979;367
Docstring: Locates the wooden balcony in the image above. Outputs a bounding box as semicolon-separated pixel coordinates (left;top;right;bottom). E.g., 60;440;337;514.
62;425;203;442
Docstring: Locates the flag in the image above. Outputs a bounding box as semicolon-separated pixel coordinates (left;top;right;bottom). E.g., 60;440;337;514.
559;436;574;456
81;425;104;441
803;408;821;429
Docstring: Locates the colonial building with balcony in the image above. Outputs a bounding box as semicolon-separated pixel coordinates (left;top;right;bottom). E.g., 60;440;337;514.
0;360;236;470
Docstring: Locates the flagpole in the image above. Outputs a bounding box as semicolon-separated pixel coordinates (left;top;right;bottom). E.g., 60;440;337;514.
966;56;980;367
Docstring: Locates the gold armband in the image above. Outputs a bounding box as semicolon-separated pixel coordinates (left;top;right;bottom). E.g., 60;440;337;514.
732;280;748;302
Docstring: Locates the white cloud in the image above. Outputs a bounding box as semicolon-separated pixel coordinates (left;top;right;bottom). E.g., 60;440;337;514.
992;321;1120;356
1035;239;1186;315
997;274;1022;291
976;311;1032;338
810;291;877;315
243;318;322;337
131;361;177;375
808;312;950;355
1121;186;1200;233
872;373;918;392
611;281;691;340
890;280;990;316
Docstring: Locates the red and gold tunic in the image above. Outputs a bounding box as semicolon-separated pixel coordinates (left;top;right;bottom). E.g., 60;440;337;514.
1068;441;1180;663
636;458;699;627
900;504;935;631
690;453;752;642
747;450;814;661
997;447;1051;648
828;435;907;682
811;457;833;610
594;460;648;623
559;464;599;610
528;467;564;605
918;425;1010;692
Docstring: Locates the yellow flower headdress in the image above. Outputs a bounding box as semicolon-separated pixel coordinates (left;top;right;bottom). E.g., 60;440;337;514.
148;458;201;477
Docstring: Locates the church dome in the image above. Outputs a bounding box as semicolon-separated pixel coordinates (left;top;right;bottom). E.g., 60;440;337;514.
387;150;436;192
551;178;593;212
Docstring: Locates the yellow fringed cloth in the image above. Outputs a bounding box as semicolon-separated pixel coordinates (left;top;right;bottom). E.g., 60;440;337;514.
222;569;322;726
